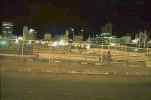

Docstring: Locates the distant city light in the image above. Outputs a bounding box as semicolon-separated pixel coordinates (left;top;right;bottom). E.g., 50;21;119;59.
134;48;138;52
18;37;23;40
71;28;74;32
80;29;84;32
15;39;19;44
52;41;58;47
86;44;90;49
35;40;40;44
41;41;46;45
59;40;65;46
5;26;11;29
2;22;14;27
0;40;8;46
148;40;151;44
29;28;35;33
110;43;116;46
59;39;68;46
132;38;139;44
28;40;32;45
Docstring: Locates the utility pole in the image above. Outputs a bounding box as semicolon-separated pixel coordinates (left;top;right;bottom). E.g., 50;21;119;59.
21;41;24;56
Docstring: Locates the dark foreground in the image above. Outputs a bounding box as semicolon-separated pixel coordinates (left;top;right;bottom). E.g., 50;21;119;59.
1;71;151;100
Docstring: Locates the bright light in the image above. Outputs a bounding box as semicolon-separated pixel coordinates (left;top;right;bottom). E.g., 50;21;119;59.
58;39;68;46
2;22;14;26
18;37;23;40
0;40;7;45
110;43;116;46
59;40;64;46
35;40;40;44
15;39;19;44
65;42;68;46
80;29;84;32
52;41;58;47
134;48;138;52
28;40;32;45
29;28;35;33
41;41;46;45
74;44;77;47
5;26;11;29
71;28;74;32
148;40;151;44
109;37;113;39
74;43;80;47
132;38;139;44
86;44;90;49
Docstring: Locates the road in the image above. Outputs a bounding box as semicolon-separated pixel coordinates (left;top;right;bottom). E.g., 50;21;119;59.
1;71;151;100
1;54;151;100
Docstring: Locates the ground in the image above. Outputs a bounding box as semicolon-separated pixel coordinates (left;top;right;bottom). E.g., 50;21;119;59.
1;71;151;100
1;55;151;100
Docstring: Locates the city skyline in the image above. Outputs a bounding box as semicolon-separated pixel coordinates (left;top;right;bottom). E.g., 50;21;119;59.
0;0;147;32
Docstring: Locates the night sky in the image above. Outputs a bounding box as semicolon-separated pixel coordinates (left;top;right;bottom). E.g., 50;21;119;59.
0;0;148;33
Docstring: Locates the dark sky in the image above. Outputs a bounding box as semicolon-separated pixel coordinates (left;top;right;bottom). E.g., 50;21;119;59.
0;0;147;32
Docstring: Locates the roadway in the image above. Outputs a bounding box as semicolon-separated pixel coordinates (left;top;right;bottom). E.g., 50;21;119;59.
1;71;151;100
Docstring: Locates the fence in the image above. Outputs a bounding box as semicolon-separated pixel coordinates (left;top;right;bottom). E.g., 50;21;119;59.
0;43;151;67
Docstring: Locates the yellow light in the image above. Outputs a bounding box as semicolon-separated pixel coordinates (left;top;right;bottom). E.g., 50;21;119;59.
18;37;23;40
86;44;90;49
110;43;116;46
52;41;58;47
15;39;19;44
59;40;65;46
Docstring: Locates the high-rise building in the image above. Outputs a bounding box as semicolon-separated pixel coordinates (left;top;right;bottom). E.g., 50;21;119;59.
23;26;29;40
64;29;69;42
44;33;52;41
101;22;112;34
23;26;37;40
1;22;14;38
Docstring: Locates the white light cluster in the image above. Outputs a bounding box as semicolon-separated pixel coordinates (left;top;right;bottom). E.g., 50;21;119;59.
86;44;90;49
52;41;58;47
51;40;68;47
132;38;139;44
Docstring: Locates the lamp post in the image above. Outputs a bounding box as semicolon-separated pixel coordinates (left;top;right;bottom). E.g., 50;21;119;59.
71;28;74;41
21;40;24;56
17;37;24;56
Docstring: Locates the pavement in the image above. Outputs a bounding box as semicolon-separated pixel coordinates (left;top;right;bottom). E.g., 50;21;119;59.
1;71;151;100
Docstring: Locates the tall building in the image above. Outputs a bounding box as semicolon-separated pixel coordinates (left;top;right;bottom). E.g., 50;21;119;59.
23;26;29;40
101;22;112;34
64;29;69;42
44;33;52;41
1;22;14;38
23;26;37;40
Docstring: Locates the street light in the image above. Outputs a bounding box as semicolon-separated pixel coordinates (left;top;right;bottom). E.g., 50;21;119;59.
17;36;24;56
71;27;75;41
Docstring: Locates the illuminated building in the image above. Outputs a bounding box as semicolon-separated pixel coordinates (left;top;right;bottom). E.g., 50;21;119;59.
1;22;14;38
101;22;112;34
44;33;52;41
64;29;69;42
23;26;37;40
